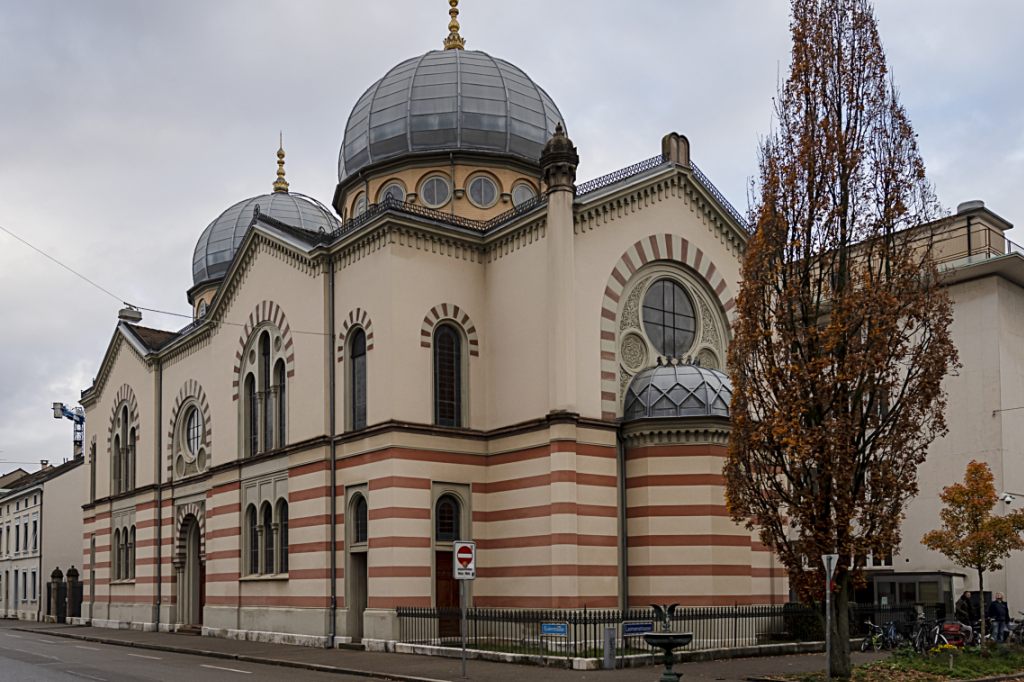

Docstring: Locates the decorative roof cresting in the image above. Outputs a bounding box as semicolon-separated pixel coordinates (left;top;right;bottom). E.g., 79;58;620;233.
443;0;465;50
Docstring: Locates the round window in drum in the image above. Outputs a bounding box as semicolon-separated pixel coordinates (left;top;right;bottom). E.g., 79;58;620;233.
467;175;498;209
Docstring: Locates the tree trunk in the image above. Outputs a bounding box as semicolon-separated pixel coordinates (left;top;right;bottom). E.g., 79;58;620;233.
830;576;852;679
978;567;986;644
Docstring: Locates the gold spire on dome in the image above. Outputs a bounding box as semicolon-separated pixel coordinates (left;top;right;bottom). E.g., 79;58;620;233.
443;0;466;50
273;132;289;193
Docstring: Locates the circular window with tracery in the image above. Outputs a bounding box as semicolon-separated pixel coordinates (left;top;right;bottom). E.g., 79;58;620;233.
174;404;208;479
642;279;696;358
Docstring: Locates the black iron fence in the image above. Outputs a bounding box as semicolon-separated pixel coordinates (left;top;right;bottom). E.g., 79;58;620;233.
396;602;937;661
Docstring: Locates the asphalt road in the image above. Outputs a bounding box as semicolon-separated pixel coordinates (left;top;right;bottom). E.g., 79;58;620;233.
0;628;373;682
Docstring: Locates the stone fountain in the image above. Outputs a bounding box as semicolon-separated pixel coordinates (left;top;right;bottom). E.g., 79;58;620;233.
643;603;693;682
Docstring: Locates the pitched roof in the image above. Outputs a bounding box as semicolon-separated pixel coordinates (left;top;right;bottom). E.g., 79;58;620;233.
124;324;179;351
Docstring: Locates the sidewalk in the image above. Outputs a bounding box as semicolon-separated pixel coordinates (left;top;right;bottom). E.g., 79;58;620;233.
8;620;885;681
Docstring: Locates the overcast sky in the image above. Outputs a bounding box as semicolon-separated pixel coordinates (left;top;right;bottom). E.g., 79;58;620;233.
1;1;1022;475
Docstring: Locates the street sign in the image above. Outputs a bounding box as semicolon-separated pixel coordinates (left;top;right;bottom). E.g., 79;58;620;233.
454;541;476;580
622;620;655;637
822;553;838;578
541;622;569;637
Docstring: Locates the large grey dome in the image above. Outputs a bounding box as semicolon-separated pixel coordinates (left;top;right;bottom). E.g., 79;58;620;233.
192;192;339;287
339;49;564;181
623;362;732;421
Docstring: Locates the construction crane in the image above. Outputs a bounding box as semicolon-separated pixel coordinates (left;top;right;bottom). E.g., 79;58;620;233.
52;402;85;459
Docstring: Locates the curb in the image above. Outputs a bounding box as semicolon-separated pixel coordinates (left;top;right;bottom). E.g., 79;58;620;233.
12;626;450;682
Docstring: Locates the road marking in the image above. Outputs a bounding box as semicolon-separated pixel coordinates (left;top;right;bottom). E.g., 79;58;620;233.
127;652;162;660
75;645;101;651
201;664;252;674
67;672;107;682
4;633;22;638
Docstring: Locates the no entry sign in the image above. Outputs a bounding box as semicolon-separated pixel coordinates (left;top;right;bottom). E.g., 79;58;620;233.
453;540;476;580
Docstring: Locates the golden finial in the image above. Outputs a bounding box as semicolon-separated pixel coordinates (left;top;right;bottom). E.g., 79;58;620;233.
273;132;289;193
443;0;465;50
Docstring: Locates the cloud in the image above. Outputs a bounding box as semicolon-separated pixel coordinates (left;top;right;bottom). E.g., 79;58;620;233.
1;0;1022;474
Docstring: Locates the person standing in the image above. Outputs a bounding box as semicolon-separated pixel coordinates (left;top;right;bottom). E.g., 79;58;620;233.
956;591;973;624
989;592;1011;642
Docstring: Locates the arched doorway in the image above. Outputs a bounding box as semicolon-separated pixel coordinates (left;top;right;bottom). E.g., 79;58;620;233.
177;514;205;627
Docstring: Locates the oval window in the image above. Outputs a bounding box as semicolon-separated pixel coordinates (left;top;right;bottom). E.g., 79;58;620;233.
642;279;697;358
468;175;498;208
379;181;405;204
419;175;451;208
511;182;537;207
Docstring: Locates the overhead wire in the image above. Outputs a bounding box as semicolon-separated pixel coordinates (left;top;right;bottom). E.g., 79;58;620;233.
0;222;331;337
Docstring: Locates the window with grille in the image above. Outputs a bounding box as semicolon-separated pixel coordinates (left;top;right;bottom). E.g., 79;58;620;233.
435;495;460;542
433;325;462;427
642;279;697;357
351;329;367;430
353;496;368;545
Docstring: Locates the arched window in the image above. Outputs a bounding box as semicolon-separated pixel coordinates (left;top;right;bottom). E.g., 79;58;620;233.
277;499;289;574
112;434;121;495
262;503;274;574
350;328;367;430
128;427;136;490
275;359;287;449
129;526;136;579
433;325;462;427
435;495;460;542
353;495;368;545
246;505;258;575
245;374;257;457
113;529;121;580
259;332;272;450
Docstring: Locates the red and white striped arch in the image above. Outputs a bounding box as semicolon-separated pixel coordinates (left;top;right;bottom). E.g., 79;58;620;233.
599;234;736;420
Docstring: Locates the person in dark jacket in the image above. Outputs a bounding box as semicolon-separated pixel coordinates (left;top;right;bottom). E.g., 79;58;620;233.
988;592;1010;642
956;591;974;624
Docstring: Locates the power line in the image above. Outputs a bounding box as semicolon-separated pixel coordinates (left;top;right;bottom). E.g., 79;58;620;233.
0;222;330;337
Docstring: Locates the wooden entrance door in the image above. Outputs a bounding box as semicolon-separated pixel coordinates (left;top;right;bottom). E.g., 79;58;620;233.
435;551;460;640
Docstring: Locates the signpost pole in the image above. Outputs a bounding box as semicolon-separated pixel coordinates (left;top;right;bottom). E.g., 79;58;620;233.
822;554;838;682
461;579;467;679
453;540;476;680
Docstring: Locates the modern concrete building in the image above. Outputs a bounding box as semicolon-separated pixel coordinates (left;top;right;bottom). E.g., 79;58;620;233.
73;0;1023;649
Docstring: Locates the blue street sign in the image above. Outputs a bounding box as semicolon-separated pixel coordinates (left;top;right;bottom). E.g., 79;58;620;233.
622;620;655;637
541;622;569;637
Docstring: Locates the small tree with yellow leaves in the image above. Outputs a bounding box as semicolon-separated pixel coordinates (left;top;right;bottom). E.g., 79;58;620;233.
923;460;1024;644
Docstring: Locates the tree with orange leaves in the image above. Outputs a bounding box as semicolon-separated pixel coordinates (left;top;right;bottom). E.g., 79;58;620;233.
923;461;1024;644
725;0;958;677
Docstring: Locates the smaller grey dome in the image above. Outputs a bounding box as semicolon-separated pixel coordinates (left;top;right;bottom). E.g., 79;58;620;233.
192;192;339;287
623;362;732;421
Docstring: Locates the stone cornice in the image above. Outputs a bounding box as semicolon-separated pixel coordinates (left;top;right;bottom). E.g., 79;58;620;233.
620;416;731;448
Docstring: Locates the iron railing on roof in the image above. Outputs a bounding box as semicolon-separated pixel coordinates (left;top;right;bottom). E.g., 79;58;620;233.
575;154;669;196
325;194;548;241
690;161;749;230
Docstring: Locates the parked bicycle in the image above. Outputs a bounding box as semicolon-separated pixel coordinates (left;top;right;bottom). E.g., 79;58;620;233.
1006;612;1024;645
910;616;942;653
861;621;884;651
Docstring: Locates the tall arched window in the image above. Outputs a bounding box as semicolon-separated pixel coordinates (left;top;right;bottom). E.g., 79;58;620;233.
129;526;136;579
350;328;367;430
246;505;258;575
277;499;289;574
353;495;368;545
128;427;136;490
245;374;257;457
112;434;121;495
113;528;121;580
433;325;462;427
259;332;272;450
262;503;274;574
435;495;461;542
275;360;287;449
120;406;130;493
